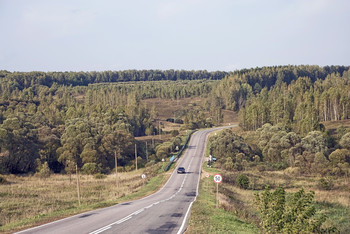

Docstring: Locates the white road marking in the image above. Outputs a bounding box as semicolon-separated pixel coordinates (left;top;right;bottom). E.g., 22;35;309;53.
115;216;131;224
89;225;111;234
90;129;224;234
89;170;190;233
18;128;233;234
177;130;211;234
132;208;144;215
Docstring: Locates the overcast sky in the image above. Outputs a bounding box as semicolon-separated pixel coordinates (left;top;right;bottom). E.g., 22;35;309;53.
0;0;349;72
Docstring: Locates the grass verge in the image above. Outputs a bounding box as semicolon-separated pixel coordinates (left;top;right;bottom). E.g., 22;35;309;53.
186;171;258;234
187;128;258;233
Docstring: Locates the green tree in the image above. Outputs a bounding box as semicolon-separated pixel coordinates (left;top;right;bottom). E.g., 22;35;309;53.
340;133;350;150
329;149;350;177
36;161;52;178
255;187;331;233
301;131;328;154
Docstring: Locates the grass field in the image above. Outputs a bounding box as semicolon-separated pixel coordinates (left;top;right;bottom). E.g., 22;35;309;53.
0;164;170;233
141;97;238;125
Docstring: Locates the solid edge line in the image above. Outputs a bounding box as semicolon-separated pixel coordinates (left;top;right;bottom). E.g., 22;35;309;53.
137;130;199;201
89;225;111;234
15;132;199;234
177;130;209;234
88;132;200;234
176;126;235;234
177;201;194;234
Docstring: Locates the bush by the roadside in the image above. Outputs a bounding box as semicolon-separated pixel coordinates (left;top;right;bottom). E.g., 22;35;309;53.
255;187;337;233
82;163;101;175
317;177;334;190
94;173;107;179
35;162;52;178
236;174;250;189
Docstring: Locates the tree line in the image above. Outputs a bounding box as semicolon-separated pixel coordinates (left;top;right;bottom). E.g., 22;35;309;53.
210;126;350;178
213;65;349;112
0;77;220;174
1;65;350;175
0;70;227;91
238;71;350;134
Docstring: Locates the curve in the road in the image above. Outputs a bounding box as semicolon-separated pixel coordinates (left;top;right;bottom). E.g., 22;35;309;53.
16;126;235;234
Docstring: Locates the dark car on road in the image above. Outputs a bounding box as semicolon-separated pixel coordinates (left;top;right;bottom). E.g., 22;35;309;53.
177;167;186;174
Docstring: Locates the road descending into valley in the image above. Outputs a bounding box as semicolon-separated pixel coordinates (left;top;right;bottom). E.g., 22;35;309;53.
17;126;234;234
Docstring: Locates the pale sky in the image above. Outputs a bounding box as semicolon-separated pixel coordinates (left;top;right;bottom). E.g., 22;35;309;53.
0;0;349;72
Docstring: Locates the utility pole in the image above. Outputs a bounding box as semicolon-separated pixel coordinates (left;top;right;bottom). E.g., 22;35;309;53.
75;164;81;206
135;143;138;170
114;150;118;187
146;141;148;162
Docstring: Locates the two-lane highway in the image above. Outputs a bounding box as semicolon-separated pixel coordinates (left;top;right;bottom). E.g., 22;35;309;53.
17;127;233;234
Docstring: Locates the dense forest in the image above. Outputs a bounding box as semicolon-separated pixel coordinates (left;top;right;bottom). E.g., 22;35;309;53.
210;126;350;177
209;65;350;177
0;78;219;174
1;65;350;176
237;71;350;133
0;69;227;90
211;65;350;133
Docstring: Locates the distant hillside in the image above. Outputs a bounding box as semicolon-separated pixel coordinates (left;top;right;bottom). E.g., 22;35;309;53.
0;70;228;90
212;65;350;133
1;65;349;175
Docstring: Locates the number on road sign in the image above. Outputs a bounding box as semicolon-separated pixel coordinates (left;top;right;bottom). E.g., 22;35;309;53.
213;174;222;183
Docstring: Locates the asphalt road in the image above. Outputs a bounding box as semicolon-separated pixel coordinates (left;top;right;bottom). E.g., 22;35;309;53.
17;127;232;234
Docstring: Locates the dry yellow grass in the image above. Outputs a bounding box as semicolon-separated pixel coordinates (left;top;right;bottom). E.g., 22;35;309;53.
0;164;168;232
141;97;238;124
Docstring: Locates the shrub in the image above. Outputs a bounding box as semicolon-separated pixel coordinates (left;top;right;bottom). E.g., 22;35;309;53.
317;177;334;190
94;173;107;179
171;130;179;137
255;187;335;233
236;174;249;189
82;163;101;175
166;118;174;123
36;162;52;178
224;158;234;170
174;118;184;124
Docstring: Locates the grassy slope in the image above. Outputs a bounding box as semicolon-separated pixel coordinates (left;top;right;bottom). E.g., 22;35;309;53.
187;123;350;233
186;130;258;234
141;97;238;126
186;168;258;234
0;164;171;233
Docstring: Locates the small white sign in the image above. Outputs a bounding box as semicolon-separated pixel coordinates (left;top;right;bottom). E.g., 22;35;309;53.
141;174;146;179
213;174;222;183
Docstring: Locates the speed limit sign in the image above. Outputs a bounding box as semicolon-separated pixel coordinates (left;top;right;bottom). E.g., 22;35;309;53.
213;174;222;183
